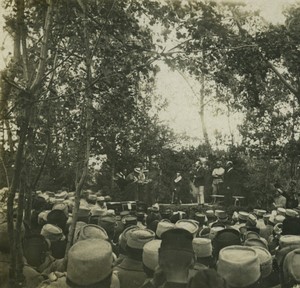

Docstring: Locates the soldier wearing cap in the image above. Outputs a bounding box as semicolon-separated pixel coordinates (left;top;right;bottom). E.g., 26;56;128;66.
217;246;261;288
114;228;155;288
192;238;214;270
210;210;230;228
158;228;195;288
39;239;119;288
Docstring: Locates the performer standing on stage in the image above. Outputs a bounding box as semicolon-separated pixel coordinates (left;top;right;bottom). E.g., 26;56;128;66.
211;161;225;196
224;161;239;206
172;172;183;204
192;161;206;205
125;163;146;201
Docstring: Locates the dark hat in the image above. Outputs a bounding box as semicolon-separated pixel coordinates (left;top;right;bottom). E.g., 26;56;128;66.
213;228;241;256
123;215;137;226
160;228;193;254
47;209;68;230
23;235;49;267
282;218;300;236
194;213;206;226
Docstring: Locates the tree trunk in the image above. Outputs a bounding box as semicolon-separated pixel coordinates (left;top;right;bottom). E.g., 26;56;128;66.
64;0;93;265
199;72;210;148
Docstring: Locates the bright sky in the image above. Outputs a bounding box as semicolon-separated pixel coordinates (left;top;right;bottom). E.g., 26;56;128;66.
154;0;299;148
0;0;298;148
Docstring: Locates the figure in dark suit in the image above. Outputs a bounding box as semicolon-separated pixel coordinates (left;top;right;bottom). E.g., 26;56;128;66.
224;161;239;206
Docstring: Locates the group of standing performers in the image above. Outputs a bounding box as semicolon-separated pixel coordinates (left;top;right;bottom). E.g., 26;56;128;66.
189;159;240;206
115;159;241;206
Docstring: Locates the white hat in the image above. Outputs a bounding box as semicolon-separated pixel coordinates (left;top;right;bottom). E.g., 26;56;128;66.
217;246;261;287
97;196;105;202
38;211;50;225
156;221;175;238
88;194;97;202
119;226;139;251
254;209;267;217
127;229;155;249
285;209;298;218
275;215;285;224
209;226;224;240
280;235;300;248
277;208;286;216
78;206;90;218
52;203;68;218
244;238;268;250
251;246;272;278
238;211;249;221
66;239;113;286
77;224;108;242
175;220;199;237
91;207;107;217
192;238;212;258
142;240;161;271
41;224;65;242
283;248;300;284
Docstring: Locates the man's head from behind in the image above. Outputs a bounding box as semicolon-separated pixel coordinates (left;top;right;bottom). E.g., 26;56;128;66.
158;228;194;283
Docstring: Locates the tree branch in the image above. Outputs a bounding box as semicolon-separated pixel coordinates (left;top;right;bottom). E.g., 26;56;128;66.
30;0;54;92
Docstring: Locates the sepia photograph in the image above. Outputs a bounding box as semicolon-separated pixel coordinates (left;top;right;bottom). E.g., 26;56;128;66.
0;0;300;287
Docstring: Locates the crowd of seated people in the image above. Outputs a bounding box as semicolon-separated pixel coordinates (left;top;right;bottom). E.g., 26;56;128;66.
0;188;300;288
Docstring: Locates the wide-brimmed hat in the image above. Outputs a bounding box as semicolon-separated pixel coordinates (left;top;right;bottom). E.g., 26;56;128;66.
193;238;212;258
142;240;161;271
127;228;155;249
175;220;199;237
283;248;300;285
77;224;108;242
41;224;65;242
251;246;272;278
66;239;113;287
217;246;261;287
156;221;175;238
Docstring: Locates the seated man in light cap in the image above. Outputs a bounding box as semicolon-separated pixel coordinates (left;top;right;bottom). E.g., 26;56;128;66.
114;228;155;288
38;238;119;288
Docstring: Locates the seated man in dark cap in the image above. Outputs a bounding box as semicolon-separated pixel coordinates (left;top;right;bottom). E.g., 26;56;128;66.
158;228;195;288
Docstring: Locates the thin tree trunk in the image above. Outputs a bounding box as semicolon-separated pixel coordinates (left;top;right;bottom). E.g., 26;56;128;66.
64;0;93;266
199;74;210;147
